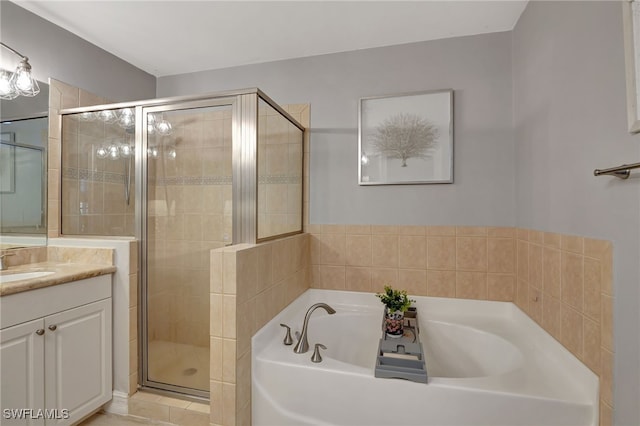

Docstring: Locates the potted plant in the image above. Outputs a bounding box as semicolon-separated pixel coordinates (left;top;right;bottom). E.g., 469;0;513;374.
376;285;415;338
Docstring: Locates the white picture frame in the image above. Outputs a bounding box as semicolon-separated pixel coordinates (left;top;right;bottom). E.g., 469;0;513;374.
358;89;454;185
623;0;640;133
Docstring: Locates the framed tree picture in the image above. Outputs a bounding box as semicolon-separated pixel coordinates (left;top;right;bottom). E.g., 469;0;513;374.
358;89;454;185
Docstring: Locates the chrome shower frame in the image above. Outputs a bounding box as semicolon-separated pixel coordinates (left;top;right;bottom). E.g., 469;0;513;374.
59;88;304;399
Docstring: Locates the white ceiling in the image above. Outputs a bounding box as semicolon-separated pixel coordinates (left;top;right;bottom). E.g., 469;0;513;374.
15;1;528;77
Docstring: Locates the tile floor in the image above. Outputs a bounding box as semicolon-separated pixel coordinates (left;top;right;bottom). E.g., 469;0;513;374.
148;340;209;391
79;411;170;425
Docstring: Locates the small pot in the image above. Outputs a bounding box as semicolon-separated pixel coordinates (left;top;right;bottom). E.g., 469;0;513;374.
384;308;404;338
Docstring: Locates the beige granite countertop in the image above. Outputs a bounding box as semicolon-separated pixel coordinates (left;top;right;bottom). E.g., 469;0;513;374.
0;262;117;297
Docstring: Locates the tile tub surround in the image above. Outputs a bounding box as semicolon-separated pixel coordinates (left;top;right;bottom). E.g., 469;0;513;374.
308;225;613;426
210;233;310;426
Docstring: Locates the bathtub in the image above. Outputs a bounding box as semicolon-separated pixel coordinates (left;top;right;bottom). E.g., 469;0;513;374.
252;289;598;426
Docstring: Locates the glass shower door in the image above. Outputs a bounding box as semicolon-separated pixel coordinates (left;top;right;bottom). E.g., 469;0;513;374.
142;100;233;397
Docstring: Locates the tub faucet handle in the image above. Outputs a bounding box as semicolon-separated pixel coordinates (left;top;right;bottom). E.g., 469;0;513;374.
279;324;293;345
311;343;326;363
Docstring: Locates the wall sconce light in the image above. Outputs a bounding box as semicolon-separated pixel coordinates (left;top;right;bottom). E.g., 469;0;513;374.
0;42;40;100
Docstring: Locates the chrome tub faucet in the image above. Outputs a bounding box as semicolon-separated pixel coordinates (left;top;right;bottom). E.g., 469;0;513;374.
293;303;336;354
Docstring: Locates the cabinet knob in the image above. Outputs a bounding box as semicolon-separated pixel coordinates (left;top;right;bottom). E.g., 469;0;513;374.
35;329;45;335
48;325;57;331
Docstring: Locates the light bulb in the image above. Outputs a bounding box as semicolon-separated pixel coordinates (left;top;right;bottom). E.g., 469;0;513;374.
147;147;159;159
118;108;135;128
108;145;120;160
119;144;133;157
361;154;369;165
97;110;118;124
9;60;39;96
167;149;177;159
156;120;172;135
96;146;108;159
77;112;95;121
0;70;17;100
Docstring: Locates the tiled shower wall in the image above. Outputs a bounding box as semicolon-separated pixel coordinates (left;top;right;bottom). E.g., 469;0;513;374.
307;224;613;426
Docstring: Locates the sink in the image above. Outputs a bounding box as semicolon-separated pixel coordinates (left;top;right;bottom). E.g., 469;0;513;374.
0;271;55;283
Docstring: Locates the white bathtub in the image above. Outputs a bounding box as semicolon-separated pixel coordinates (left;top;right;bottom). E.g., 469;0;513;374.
253;290;598;426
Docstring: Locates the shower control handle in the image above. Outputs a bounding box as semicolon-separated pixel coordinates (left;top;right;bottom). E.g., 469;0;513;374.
280;324;294;345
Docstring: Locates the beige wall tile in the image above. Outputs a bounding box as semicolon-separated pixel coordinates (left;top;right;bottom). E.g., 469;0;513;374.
487;227;516;238
583;258;601;322
312;265;346;290
517;228;529;241
222;252;236;294
456;226;487;236
371;234;398;268
487;274;515;301
528;230;544;245
210;380;223;425
345;267;372;292
397;269;427;296
427;236;456;270
456;237;487;271
370;225;398;235
222;383;236;426
427;270;455;298
427;226;456;236
345;235;372;266
582;317;601;375
456;271;487;300
515;279;528;311
542;295;561;340
398;235;426;269
345;225;371;234
211;251;223;293
543;247;561;299
528;244;543;290
210;294;223;337
561;234;584;254
543;232;561;249
370;268;398;294
256;244;273;294
601;295;613;352
210;337;223;381
397;225;426;236
516;240;528;282
222;339;236;383
311;233;346;265
560;304;583;358
601;246;613;296
561;252;584;311
527;286;542;324
601;349;613;406
584;238;609;260
488;238;515;273
222;295;236;339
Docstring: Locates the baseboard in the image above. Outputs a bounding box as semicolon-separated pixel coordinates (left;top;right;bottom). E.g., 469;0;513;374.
104;391;129;415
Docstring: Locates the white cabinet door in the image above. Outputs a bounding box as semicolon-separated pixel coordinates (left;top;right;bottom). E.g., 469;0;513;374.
0;318;46;426
44;299;112;426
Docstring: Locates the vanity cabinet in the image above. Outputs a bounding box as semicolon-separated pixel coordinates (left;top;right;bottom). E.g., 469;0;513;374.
0;275;112;425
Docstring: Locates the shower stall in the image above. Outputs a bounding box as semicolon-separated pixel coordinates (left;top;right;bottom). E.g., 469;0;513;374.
59;89;304;398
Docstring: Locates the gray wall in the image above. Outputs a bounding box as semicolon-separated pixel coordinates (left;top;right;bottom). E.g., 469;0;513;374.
513;2;640;424
158;32;515;226
1;1;155;102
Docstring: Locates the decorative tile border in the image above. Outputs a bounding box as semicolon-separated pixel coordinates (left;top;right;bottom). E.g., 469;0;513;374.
63;167;126;184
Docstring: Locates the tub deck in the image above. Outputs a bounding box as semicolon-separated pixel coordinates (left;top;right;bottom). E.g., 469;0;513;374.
253;290;598;426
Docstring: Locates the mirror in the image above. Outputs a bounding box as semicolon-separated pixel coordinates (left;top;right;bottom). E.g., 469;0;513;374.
0;81;49;248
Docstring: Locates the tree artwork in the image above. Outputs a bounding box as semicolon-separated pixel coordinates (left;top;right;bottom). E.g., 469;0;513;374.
370;113;439;167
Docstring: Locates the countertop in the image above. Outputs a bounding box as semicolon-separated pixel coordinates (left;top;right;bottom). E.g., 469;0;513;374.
0;262;117;297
